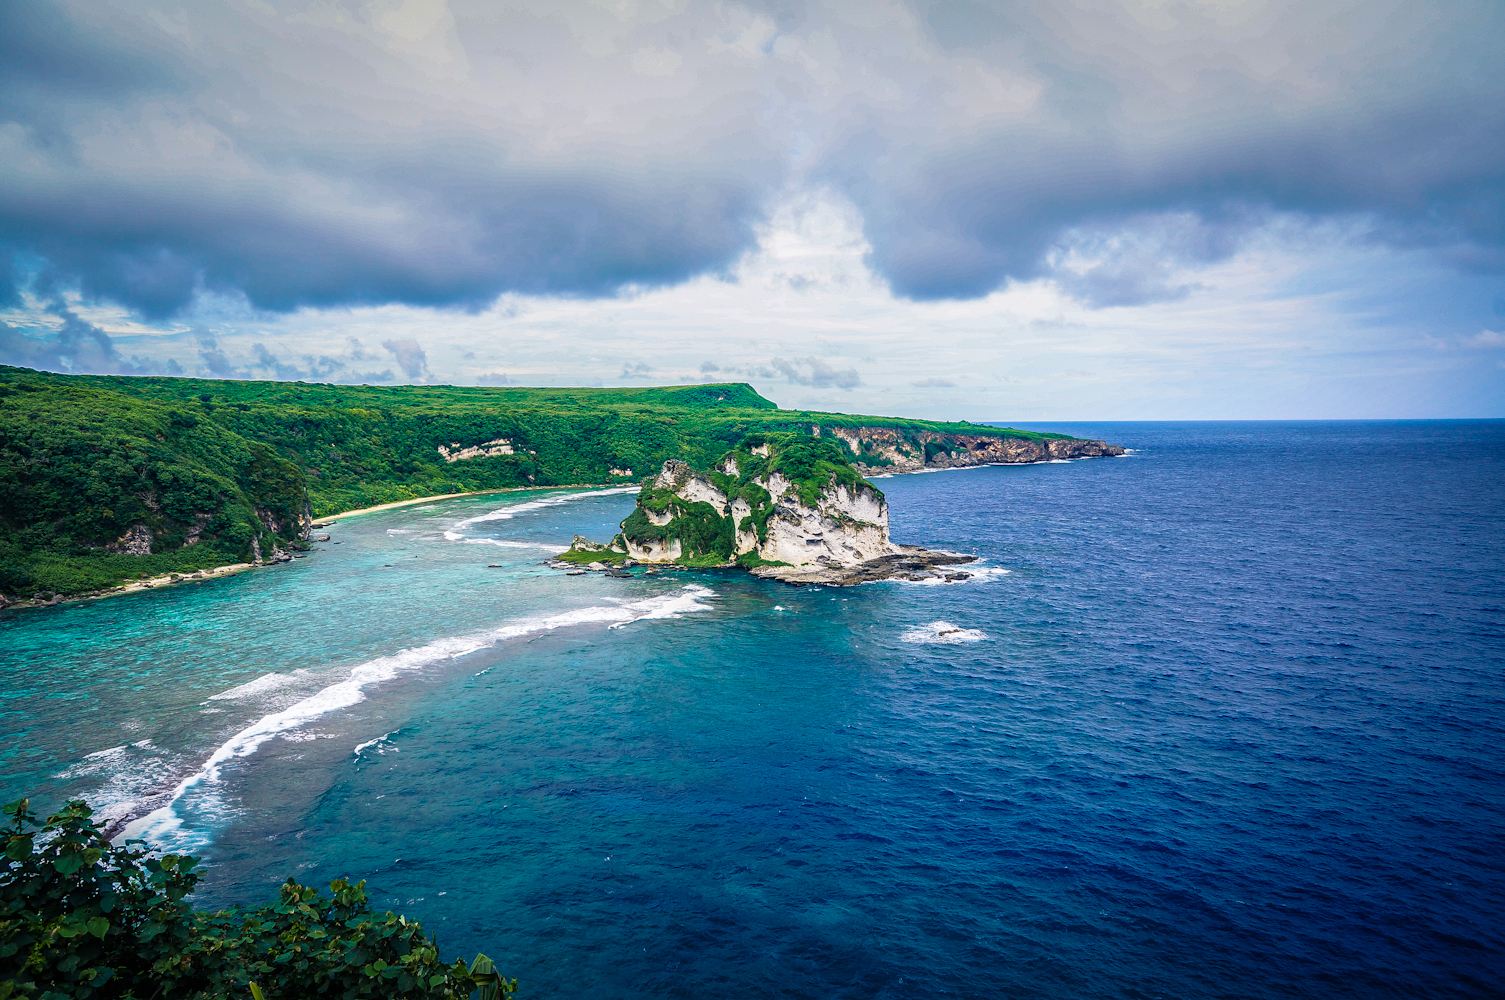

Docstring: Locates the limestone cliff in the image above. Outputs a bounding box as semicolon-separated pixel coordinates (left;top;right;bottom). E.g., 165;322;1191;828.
822;425;1124;473
561;433;981;585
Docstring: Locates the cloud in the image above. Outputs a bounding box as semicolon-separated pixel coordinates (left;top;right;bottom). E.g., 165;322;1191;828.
191;331;398;382
738;356;862;390
194;331;249;379
0;304;146;374
472;371;515;386
1467;329;1505;348
619;360;654;379
911;377;956;388
0;1;1500;317
380;338;430;380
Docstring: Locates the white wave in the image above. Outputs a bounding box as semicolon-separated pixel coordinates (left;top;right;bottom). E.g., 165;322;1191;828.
449;486;637;533
207;670;312;702
459;537;567;553
57;739;168;828
386;528;414;535
353;729;400;759
120;584;716;848
607;586;715;628
890;564;1012;586
900;620;989;644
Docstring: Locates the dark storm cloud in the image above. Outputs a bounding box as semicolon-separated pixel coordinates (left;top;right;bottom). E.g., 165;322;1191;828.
2;1;1502;314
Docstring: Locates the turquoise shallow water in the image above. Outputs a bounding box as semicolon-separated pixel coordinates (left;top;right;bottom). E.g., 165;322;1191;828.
3;421;1504;998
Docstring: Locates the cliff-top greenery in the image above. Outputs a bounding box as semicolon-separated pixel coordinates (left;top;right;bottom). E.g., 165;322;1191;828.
0;365;1071;602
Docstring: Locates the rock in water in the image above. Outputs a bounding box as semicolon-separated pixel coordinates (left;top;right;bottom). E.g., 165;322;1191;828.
561;432;984;586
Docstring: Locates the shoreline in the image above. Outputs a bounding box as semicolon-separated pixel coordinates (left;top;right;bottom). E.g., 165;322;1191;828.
7;451;1119;612
8;481;627;612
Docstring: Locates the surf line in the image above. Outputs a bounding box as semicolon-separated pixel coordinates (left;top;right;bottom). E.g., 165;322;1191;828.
440;486;640;548
118;584;715;850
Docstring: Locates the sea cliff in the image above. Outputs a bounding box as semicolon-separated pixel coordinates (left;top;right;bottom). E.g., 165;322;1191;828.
560;428;1122;585
822;424;1124;473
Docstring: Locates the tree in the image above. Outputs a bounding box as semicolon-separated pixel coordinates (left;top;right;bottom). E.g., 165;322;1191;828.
0;799;513;999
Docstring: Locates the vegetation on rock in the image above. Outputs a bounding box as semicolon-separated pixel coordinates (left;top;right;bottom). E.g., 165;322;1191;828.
584;432;875;567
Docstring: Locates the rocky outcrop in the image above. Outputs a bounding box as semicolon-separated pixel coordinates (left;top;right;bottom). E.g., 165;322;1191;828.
561;433;991;586
826;425;1124;474
437;437;515;461
106;524;154;556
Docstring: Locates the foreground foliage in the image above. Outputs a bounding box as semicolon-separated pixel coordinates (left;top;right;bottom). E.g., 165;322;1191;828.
0;799;513;999
0;365;1067;601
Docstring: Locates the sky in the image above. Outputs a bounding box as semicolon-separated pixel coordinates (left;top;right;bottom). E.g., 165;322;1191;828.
2;0;1503;419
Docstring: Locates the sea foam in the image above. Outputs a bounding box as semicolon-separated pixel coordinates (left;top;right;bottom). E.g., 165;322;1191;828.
900;620;989;644
442;486;637;542
120;584;715;849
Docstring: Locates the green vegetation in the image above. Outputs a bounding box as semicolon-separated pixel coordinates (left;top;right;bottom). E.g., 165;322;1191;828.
0;798;513;999
604;432;876;567
554;547;627;566
0;365;1073;602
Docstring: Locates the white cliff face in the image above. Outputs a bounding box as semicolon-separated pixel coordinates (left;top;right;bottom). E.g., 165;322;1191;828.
823;483;886;524
764;472;792;503
438;438;516;461
678;476;729;511
753;479;894;567
624;536;682;562
759;506;892;566
653;460;730;511
646;508;674;527
730;497;757;555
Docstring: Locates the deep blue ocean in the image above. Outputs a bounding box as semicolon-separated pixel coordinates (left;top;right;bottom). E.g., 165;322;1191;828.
3;421;1503;998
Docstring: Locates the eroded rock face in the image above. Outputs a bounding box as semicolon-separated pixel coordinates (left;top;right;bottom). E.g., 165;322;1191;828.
106;524;154;556
437;438;515;461
623;536;683;562
829;425;1125;473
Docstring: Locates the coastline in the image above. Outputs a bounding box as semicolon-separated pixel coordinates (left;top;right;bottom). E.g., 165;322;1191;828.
6;448;1120;612
4;482;625;612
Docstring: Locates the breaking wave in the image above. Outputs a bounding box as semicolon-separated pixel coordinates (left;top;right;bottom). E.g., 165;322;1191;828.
441;487;637;543
120;584;715;849
900;620;989;644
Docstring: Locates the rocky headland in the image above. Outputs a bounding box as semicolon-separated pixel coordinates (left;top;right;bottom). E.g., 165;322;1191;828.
558;428;1121;586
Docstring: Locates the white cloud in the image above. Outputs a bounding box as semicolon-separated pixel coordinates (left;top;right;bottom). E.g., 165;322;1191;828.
31;190;1496;418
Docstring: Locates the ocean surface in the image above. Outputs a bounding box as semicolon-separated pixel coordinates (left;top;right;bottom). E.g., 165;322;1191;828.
3;421;1503;998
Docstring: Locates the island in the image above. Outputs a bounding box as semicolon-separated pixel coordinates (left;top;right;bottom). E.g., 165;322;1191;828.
556;431;1118;585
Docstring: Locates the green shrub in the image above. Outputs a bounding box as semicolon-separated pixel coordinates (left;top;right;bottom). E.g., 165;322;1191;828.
0;799;513;999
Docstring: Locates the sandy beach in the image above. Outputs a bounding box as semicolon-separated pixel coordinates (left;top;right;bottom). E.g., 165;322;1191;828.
7;482;624;611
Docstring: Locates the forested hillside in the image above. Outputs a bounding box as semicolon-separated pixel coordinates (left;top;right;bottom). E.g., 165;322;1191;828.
0;366;1071;603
